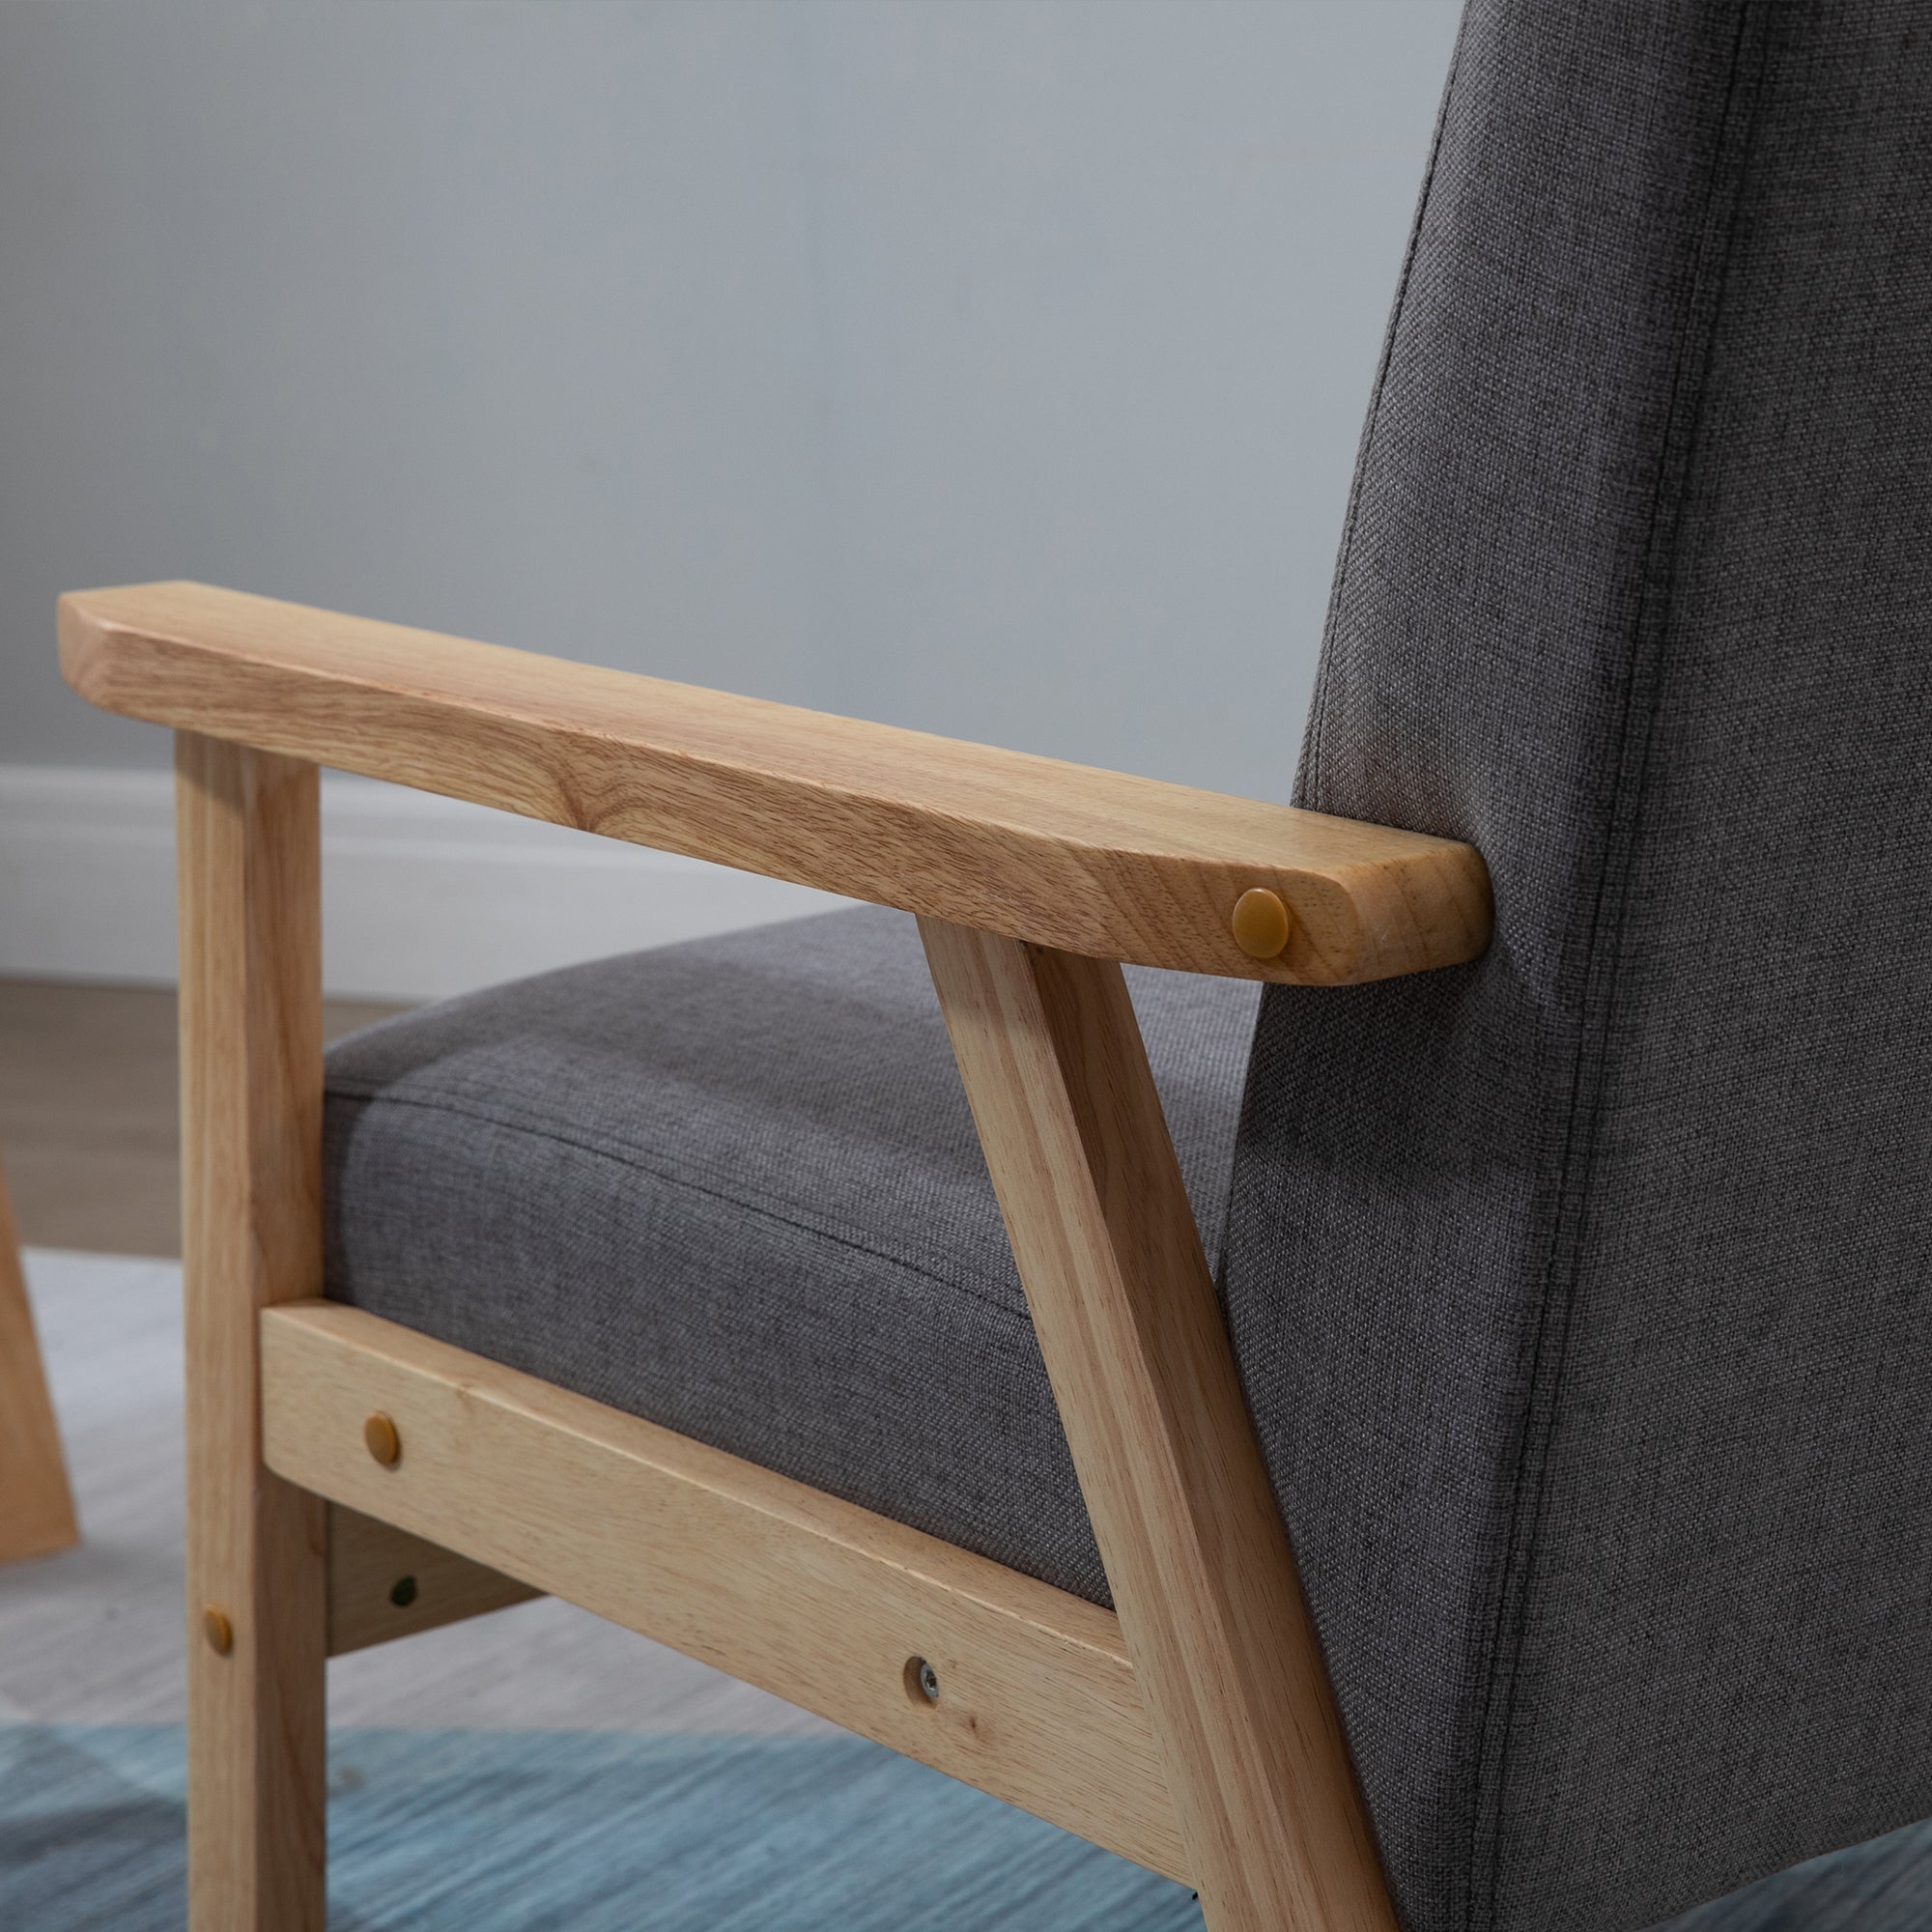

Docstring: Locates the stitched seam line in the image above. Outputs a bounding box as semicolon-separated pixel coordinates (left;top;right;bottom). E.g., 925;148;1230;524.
327;1089;1034;1326
1469;11;1776;1927
327;1075;897;1235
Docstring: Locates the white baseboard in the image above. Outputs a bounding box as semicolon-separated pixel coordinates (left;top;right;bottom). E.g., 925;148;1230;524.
0;764;852;1002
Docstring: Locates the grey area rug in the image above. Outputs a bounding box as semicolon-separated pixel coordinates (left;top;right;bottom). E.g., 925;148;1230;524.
3;1251;1926;1930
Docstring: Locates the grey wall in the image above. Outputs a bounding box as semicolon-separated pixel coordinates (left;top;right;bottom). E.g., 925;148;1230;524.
0;0;1458;800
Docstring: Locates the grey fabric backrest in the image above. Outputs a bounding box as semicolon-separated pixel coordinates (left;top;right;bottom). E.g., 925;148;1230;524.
1221;5;1932;1930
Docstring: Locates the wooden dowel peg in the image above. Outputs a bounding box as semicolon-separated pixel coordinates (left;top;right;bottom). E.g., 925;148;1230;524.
363;1412;401;1467
1231;888;1293;959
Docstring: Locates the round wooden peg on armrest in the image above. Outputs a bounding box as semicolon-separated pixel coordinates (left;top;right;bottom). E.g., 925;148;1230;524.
1231;887;1293;959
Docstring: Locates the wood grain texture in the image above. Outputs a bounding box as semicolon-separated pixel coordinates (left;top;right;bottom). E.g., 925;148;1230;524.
261;1298;1188;1881
177;734;327;1932
61;581;1492;985
922;920;1396;1932
327;1504;540;1656
0;1155;78;1564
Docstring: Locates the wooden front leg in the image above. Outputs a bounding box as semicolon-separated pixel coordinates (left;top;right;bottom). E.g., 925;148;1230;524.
178;732;328;1931
922;922;1394;1932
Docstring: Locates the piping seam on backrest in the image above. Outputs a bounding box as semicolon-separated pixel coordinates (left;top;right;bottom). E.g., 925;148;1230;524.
1468;8;1779;1926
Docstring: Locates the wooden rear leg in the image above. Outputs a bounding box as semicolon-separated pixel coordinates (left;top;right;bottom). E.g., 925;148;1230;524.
923;922;1395;1932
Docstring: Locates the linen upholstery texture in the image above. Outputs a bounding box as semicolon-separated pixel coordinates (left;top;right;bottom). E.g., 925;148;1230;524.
325;906;1259;1607
1222;4;1932;1931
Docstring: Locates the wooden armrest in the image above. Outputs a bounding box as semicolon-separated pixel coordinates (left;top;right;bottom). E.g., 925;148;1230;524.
60;581;1490;983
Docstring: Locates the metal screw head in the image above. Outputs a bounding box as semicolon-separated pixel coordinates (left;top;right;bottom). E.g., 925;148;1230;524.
905;1655;940;1704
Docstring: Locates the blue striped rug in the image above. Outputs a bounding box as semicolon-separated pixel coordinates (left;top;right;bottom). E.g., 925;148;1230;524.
0;1723;1204;1930
7;1719;1932;1929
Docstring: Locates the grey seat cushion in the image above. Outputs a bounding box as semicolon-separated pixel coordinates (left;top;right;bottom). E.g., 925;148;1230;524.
324;905;1259;1605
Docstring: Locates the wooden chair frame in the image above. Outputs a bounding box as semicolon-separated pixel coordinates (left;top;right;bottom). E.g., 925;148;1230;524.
0;1153;79;1566
62;582;1492;1932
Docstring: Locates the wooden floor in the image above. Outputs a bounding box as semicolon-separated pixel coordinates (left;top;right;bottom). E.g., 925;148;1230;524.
0;980;408;1257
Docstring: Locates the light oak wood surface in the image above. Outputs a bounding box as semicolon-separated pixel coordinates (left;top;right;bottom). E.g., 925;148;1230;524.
177;735;327;1932
923;921;1396;1932
261;1297;1188;1882
326;1504;539;1656
0;1156;79;1564
61;581;1492;985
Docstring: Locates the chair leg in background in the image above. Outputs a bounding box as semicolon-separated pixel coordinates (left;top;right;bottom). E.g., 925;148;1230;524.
0;1155;79;1565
